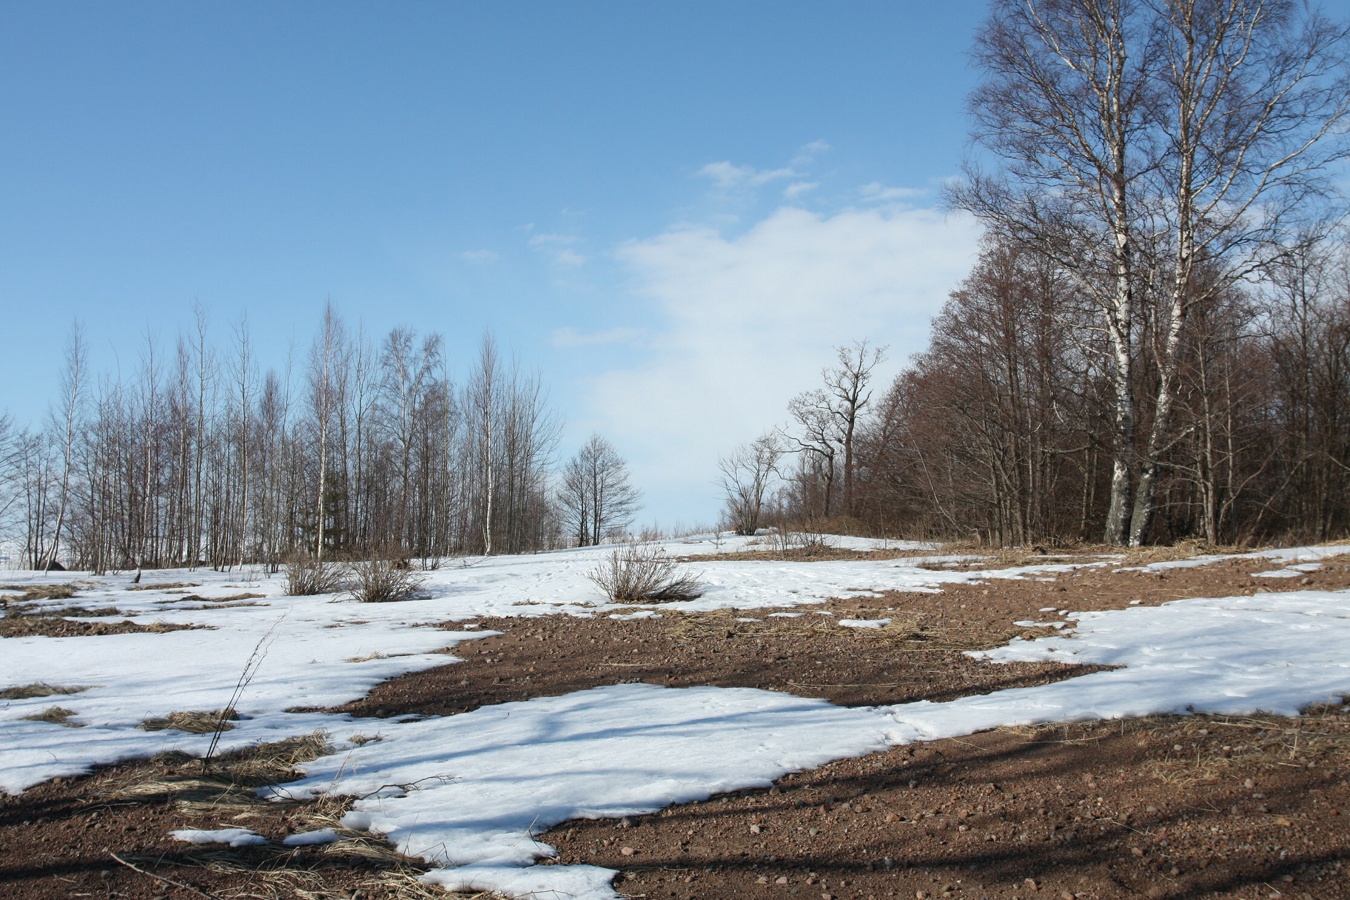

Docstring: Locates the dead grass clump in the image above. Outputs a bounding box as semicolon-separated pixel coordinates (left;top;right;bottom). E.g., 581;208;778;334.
127;581;201;591
0;582;79;601
1137;706;1350;788
21;706;81;726
840;610;923;641
346;556;426;602
172;592;269;606
214;730;333;784
140;709;240;734
284;553;345;597
38;604;123;618
0;682;87;700
112;732;332;808
590;541;703;603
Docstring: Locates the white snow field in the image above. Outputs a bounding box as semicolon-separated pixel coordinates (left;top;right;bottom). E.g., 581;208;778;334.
3;535;1349;899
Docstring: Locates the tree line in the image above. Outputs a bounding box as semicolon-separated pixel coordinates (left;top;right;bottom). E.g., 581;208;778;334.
721;0;1350;549
0;305;641;571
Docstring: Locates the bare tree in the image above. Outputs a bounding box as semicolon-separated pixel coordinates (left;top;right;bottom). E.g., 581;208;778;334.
718;431;785;535
558;434;640;546
784;389;839;518
824;341;886;517
953;0;1350;545
1126;0;1350;544
306;303;349;561
41;323;87;570
952;0;1151;545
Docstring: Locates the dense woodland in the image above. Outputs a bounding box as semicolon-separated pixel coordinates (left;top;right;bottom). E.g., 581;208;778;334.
2;0;1350;567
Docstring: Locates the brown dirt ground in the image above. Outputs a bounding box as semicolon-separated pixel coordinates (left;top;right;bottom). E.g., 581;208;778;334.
2;550;1349;898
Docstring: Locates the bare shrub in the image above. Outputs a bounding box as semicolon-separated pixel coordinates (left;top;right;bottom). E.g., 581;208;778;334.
284;552;345;596
346;556;426;603
589;541;703;603
765;523;834;558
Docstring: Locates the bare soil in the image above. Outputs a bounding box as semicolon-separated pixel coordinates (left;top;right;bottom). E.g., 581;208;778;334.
2;550;1348;898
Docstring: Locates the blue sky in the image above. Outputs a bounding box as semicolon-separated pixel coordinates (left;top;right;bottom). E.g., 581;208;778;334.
0;2;988;528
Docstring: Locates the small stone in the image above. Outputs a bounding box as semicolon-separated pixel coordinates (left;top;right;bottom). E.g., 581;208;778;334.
620;846;635;856
750;824;762;834
1024;878;1038;891
885;813;899;823
776;876;789;885
1061;892;1075;900
757;875;770;884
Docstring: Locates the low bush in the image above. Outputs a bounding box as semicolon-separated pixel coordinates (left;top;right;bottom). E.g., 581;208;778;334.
346;555;425;602
283;552;345;596
589;540;703;603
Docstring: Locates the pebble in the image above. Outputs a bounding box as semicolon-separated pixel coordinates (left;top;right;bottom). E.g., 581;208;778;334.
620;846;634;856
750;824;761;834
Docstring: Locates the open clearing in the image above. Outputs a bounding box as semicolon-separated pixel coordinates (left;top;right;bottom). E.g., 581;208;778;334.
1;537;1348;898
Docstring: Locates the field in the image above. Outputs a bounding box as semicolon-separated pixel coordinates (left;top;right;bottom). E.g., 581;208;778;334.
1;536;1348;899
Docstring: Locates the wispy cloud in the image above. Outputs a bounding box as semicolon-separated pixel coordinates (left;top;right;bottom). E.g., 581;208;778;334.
697;161;797;190
783;181;819;200
460;249;500;264
792;140;830;166
528;232;586;267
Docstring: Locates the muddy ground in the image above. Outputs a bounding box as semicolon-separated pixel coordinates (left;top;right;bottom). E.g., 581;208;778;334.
2;549;1348;898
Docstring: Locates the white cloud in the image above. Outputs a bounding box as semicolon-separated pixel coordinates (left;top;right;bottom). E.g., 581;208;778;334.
581;203;983;525
859;181;928;204
783;181;819;200
460;249;500;263
697;161;797;190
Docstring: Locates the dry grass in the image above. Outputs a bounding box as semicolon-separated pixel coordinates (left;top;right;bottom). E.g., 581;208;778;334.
33;604;124;617
140;709;240;734
0;682;87;700
21;706;81;726
111;731;333;808
0;582;79;601
1139;704;1350;788
104;732;464;900
170;592;269;604
127;581;201;591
